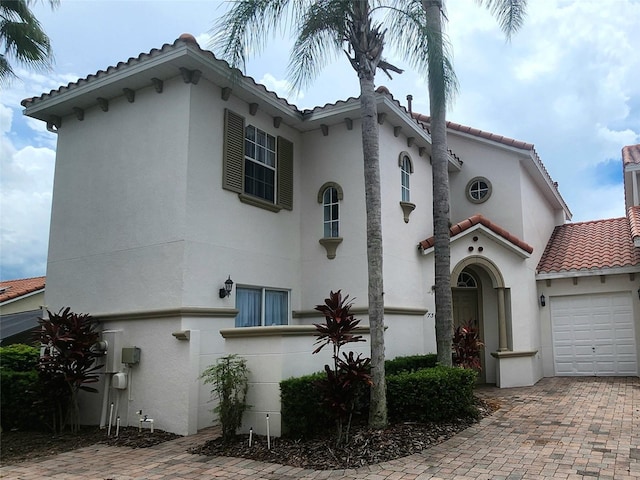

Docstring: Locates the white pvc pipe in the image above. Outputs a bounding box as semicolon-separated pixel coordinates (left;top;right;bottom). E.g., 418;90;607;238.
249;427;253;447
107;402;114;436
266;414;270;450
116;417;120;437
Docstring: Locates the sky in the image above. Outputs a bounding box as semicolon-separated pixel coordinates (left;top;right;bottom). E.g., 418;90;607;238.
1;0;639;281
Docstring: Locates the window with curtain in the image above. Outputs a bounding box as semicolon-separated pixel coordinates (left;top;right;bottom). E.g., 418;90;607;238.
235;286;289;327
323;186;339;238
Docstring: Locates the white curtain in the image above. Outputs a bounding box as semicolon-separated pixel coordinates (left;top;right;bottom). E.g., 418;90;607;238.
236;287;261;327
265;290;287;325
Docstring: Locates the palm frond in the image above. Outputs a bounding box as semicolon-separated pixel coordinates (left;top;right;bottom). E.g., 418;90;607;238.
287;0;351;91
385;0;458;106
476;0;528;40
211;0;297;70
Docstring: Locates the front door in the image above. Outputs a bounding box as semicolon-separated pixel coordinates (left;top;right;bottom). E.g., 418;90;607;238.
452;287;485;382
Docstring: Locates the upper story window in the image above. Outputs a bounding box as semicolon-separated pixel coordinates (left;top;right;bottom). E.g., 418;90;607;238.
222;109;293;212
466;176;492;204
400;154;413;202
244;125;276;202
323;187;339;237
317;182;344;238
235;286;289;327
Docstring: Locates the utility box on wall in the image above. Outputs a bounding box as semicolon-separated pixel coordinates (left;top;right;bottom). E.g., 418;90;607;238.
102;330;123;373
121;346;141;365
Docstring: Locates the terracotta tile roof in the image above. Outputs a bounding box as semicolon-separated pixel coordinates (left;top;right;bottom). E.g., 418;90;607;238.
21;34;299;115
622;144;640;166
418;214;534;254
627;206;640;242
537;217;640;274
0;276;46;303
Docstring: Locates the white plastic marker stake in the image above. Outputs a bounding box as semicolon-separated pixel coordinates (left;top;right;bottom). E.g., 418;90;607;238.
266;414;271;450
107;402;114;436
116;416;120;437
249;427;253;447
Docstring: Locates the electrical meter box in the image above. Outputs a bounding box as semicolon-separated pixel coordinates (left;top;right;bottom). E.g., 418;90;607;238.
121;346;141;365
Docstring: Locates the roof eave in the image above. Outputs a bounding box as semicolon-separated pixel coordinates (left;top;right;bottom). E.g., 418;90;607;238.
536;265;640;280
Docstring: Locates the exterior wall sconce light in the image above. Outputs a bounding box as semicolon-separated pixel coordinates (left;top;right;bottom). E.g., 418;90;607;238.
539;294;546;307
219;275;233;298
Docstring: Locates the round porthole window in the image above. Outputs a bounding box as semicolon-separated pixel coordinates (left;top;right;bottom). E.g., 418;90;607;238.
466;177;492;204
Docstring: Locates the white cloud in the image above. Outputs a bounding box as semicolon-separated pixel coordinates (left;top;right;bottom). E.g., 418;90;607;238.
0;106;55;280
259;73;304;104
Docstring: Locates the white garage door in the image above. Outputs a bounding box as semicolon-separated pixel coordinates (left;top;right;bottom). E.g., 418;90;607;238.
551;292;637;376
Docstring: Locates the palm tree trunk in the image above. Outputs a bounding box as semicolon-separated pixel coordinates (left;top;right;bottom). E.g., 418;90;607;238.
359;74;387;429
424;0;453;367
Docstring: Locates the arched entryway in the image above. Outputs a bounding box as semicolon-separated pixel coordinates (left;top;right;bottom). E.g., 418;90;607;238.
451;257;510;385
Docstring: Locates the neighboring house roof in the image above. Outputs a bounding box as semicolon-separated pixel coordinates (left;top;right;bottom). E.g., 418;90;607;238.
418;214;534;254
0;276;46;303
537;217;640;277
622;144;640;166
0;310;41;344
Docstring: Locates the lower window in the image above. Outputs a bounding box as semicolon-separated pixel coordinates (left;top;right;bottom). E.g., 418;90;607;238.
236;287;289;327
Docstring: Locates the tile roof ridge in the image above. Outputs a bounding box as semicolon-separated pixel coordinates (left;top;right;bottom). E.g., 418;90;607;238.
21;34;300;114
622;143;640;165
418;214;533;254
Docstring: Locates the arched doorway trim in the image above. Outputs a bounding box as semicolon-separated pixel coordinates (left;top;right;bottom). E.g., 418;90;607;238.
451;256;505;289
451;256;509;352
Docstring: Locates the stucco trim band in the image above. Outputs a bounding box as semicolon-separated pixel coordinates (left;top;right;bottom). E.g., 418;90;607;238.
94;307;239;322
220;324;371;338
491;350;538;359
292;306;428;318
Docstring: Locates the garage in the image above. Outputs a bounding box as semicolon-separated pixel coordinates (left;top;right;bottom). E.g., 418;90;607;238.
551;292;637;376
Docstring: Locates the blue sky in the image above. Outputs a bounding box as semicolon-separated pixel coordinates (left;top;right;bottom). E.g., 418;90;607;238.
1;0;639;281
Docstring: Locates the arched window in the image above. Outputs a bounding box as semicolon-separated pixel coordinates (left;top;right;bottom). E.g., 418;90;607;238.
318;182;343;238
399;153;413;202
322;187;339;238
457;271;478;288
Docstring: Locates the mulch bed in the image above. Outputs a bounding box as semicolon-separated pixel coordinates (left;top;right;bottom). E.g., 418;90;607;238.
189;396;501;470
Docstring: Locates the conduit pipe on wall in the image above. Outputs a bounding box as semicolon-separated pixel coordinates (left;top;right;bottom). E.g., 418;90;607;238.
99;374;113;428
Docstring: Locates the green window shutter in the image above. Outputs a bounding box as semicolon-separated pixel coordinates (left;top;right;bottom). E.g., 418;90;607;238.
277;136;293;210
223;109;245;193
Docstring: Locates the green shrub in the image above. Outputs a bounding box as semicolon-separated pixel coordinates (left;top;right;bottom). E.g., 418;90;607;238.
0;344;42;431
387;366;478;422
280;372;333;438
201;355;250;442
384;354;438;375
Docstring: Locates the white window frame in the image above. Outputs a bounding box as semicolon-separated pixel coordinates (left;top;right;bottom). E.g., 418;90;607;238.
323;186;340;238
244;125;277;203
400;154;412;202
235;286;290;327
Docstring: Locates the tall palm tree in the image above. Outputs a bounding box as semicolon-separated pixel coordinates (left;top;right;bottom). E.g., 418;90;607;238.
213;0;437;429
421;0;527;366
0;0;57;83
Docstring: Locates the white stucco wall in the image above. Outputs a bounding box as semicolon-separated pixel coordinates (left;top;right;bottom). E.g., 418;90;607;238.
46;76;191;314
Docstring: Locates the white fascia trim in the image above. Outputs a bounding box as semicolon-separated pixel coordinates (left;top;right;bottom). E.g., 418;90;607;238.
0;288;45;307
24;44;194;117
536;265;640;280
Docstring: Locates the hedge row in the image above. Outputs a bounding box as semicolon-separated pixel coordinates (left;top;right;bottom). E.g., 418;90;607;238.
0;344;43;431
280;354;477;438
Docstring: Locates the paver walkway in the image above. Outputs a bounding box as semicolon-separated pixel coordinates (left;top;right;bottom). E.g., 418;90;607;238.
1;377;638;479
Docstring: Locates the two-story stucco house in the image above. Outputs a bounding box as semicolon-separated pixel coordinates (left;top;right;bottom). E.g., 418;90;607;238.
21;34;640;436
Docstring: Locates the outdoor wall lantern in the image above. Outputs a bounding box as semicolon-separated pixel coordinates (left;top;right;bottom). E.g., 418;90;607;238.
219;275;234;298
539;294;546;307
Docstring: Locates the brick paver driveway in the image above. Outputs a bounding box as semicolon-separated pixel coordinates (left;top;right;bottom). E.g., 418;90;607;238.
1;377;638;479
